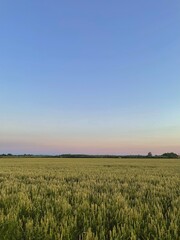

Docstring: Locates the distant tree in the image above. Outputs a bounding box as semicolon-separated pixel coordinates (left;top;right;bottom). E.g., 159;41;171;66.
161;152;178;159
147;152;153;157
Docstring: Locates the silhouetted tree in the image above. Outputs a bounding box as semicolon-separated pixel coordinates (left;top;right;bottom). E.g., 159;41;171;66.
161;152;178;159
147;152;153;157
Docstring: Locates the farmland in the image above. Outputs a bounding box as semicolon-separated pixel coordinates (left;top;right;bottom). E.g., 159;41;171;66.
0;158;179;240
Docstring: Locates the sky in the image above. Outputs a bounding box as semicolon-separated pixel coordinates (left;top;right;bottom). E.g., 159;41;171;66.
0;0;180;155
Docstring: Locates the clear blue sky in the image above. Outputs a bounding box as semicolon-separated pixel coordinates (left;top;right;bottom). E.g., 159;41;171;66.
0;0;180;155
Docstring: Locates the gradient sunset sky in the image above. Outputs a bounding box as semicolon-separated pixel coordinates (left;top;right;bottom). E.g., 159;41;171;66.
0;1;180;155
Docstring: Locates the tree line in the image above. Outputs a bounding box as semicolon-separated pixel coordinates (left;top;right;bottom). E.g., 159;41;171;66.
0;152;179;159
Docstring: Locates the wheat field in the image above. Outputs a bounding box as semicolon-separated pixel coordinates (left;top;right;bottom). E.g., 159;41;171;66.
0;158;179;240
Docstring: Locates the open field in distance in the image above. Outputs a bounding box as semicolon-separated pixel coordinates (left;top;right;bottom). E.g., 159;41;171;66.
0;158;179;240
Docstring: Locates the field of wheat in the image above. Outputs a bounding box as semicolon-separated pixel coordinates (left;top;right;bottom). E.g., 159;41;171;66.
0;158;179;240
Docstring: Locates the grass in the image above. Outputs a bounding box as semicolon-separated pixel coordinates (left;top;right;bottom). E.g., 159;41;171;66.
0;158;179;240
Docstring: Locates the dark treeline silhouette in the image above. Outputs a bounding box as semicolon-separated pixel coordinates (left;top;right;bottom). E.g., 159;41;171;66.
0;152;179;159
160;152;179;158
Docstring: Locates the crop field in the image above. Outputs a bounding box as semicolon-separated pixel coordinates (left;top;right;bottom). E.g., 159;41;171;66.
0;158;179;240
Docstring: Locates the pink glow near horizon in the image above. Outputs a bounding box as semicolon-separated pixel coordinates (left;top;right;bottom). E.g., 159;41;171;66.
1;138;179;155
